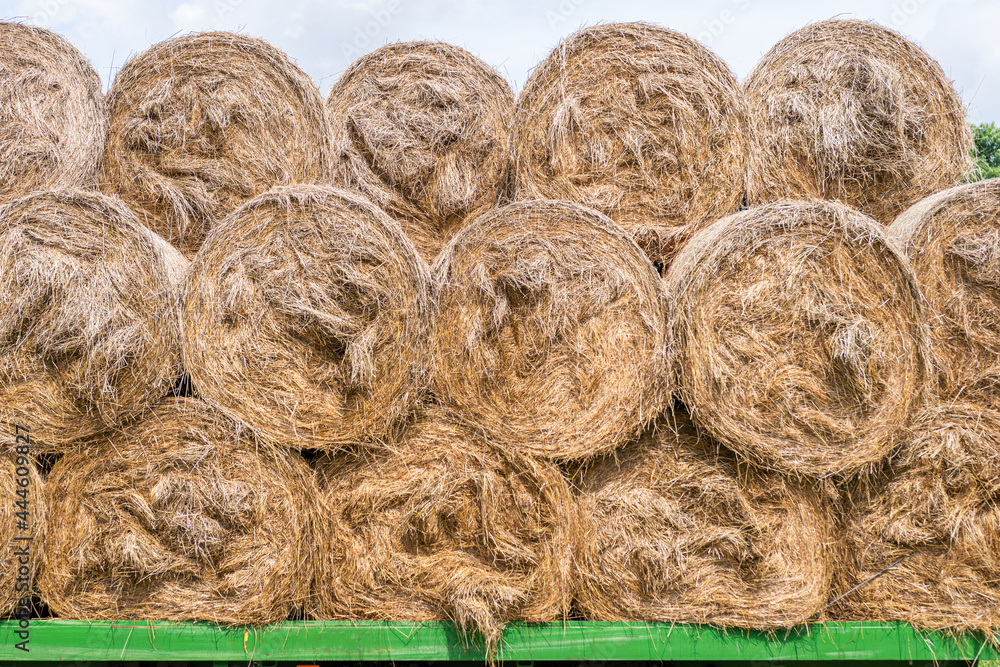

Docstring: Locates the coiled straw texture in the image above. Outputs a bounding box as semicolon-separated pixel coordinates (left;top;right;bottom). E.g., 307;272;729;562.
833;404;1000;632
744;19;973;224
0;189;186;451
183;185;433;450
38;398;320;624
431;199;670;460
511;22;749;265
0;22;106;203
101;31;333;257
312;409;574;652
328;41;514;262
574;412;833;626
666;199;929;477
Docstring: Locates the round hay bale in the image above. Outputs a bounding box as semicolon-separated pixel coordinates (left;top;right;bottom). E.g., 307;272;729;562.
573;412;833;625
183;185;433;450
0;451;44;617
832;403;1000;631
744;19;974;224
328;41;514;262
101;31;333;258
311;408;574;651
0;189;187;451
510;22;749;266
37;397;320;624
431;199;670;460
665;199;929;477
887;178;1000;403
0;22;106;203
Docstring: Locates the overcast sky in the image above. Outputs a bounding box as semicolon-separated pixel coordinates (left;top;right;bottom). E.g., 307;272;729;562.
8;0;999;122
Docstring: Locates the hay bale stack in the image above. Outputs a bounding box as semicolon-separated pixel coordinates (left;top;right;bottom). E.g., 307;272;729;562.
101;32;333;258
38;397;320;624
0;452;44;617
574;412;833;625
888;179;1000;403
183;185;432;450
510;22;748;265
0;22;106;203
0;190;187;451
833;403;1000;631
666;199;928;477
744;19;973;224
431;199;669;460
328;41;514;262
311;408;574;651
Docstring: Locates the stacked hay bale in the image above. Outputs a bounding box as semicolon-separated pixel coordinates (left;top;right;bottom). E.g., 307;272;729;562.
0;22;106;203
744;19;973;224
328;41;514;262
833;404;1000;631
887;179;1000;402
38;397;320;624
308;197;656;645
0;190;186;451
101;32;333;258
0;19;988;638
574;411;833;625
510;22;749;266
831;180;1000;628
665;199;929;478
430;199;670;460
312;407;575;650
182;185;433;450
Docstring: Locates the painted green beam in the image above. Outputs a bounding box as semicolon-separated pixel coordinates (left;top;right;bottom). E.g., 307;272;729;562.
0;621;998;663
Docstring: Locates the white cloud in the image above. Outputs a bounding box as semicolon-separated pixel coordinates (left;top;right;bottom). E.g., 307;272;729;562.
169;2;208;27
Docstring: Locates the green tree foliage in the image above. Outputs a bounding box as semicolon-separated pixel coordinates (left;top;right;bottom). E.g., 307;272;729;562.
971;122;1000;181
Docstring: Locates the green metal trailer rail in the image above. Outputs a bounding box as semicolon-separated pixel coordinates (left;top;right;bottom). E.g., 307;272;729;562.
1;621;998;665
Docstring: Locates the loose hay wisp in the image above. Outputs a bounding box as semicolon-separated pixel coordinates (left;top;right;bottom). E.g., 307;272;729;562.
311;408;574;652
431;199;670;460
101;31;334;258
744;19;973;224
832;403;1000;632
328;41;514;262
0;189;187;451
510;22;749;266
0;22;106;203
888;178;1000;404
38;397;320;624
574;412;833;626
665;199;929;477
183;185;433;450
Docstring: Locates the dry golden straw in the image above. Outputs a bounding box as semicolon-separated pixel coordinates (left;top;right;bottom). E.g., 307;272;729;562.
510;22;748;266
574;412;833;626
0;453;44;617
665;199;929;477
431;199;669;460
311;408;574;652
101;31;333;258
744;19;973;224
328;41;514;262
38;397;320;625
183;185;433;450
0;189;187;452
832;403;1000;632
888;178;1000;404
0;22;106;203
